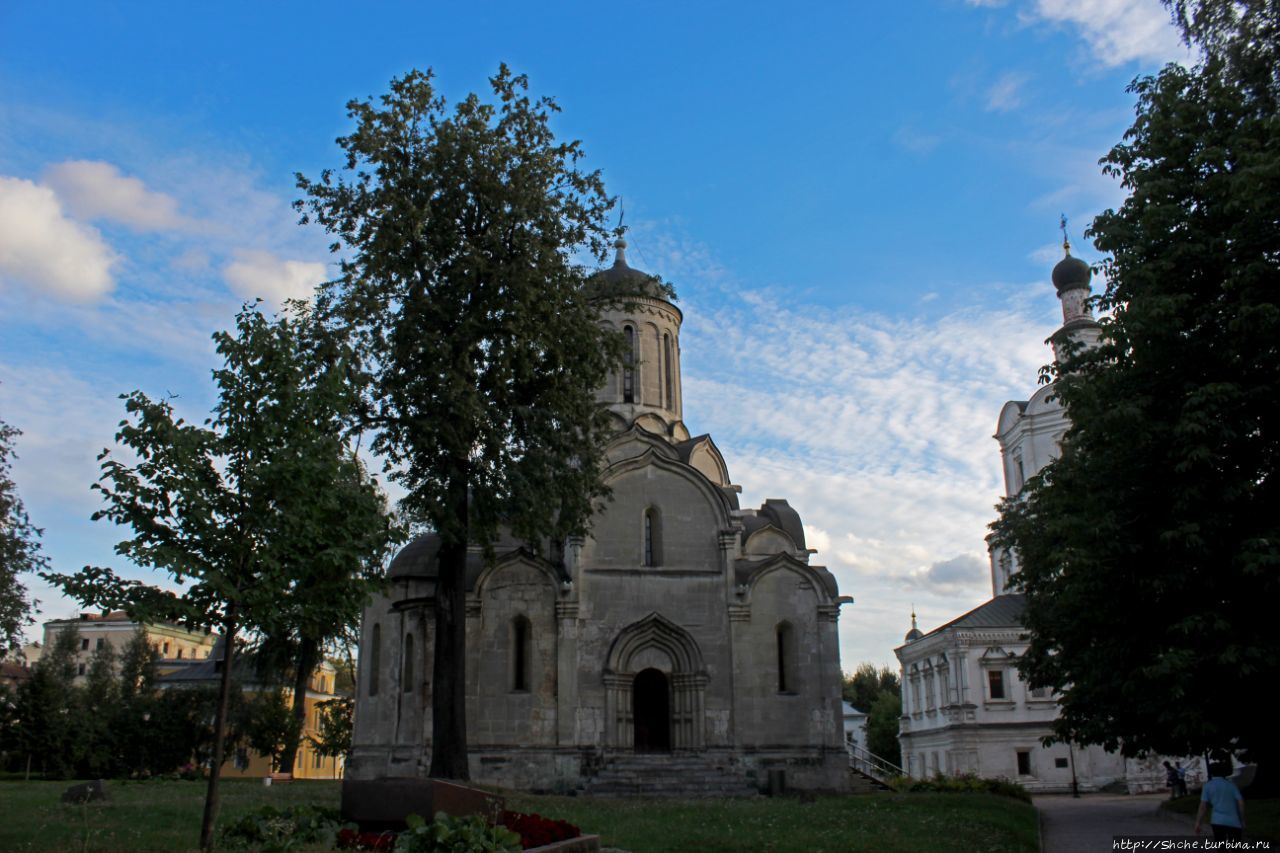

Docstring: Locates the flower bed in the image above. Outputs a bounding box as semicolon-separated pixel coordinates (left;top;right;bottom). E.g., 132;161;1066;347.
500;810;581;849
334;811;583;851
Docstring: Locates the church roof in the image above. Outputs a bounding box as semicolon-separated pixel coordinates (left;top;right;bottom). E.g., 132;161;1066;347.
584;237;672;302
387;532;569;587
916;594;1027;641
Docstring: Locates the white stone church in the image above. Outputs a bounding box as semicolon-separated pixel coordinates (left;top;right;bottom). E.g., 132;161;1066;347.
894;244;1179;793
346;239;852;794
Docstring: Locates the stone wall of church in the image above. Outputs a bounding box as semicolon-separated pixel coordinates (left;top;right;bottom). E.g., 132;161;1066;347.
468;562;559;748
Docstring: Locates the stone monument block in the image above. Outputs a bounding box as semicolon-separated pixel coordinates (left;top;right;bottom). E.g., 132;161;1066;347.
341;777;504;831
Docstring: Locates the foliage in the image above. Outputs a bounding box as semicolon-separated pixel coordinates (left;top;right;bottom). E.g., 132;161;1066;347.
42;302;396;847
298;66;628;779
866;690;903;768
6;625;81;778
992;1;1280;767
841;662;900;712
235;690;302;772
395;812;521;853
887;772;1032;803
0;413;44;657
220;803;344;851
308;696;353;758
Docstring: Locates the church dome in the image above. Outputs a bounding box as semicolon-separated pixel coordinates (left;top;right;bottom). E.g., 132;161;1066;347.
584;237;668;301
1051;251;1091;294
388;532;442;579
904;626;924;642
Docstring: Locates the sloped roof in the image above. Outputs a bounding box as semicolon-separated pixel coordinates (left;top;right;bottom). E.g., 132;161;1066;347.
920;593;1026;639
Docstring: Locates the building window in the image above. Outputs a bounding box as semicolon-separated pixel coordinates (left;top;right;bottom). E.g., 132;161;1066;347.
77;663;86;676
988;669;1006;700
511;615;532;692
177;648;183;659
81;638;89;651
369;623;381;697
1055;757;1069;769
663;334;674;410
776;622;795;693
1029;685;1051;699
95;638;105;650
1016;750;1032;776
1013;454;1025;492
642;507;662;567
314;750;323;769
163;642;170;656
623;325;636;403
403;632;414;693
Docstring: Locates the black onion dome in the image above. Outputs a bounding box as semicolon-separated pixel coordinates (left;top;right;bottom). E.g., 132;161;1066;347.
584;238;668;301
904;626;924;642
1052;251;1092;294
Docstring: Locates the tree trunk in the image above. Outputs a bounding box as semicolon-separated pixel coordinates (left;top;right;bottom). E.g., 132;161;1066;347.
199;606;238;852
277;636;319;776
428;470;470;780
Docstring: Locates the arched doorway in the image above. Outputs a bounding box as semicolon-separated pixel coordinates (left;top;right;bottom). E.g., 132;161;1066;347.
632;668;671;752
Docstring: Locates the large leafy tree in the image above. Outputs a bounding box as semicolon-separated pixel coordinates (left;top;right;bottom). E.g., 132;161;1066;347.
991;1;1279;772
298;66;623;779
0;412;44;657
47;304;396;849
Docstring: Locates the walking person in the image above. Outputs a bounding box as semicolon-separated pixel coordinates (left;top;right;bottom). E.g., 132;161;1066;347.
1193;757;1245;842
1174;762;1188;798
1164;761;1179;800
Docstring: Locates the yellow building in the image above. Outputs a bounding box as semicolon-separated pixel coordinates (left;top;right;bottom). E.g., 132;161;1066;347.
157;637;345;779
42;613;346;779
42;611;218;679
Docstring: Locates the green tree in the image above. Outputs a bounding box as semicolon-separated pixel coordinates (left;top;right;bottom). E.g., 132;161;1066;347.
235;689;300;772
80;640;119;776
11;625;81;778
866;691;903;769
841;662;900;712
308;696;353;758
991;1;1280;773
0;413;44;657
298;66;624;779
45;303;394;849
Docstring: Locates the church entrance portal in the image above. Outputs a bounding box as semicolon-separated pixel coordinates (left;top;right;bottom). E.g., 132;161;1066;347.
632;668;671;752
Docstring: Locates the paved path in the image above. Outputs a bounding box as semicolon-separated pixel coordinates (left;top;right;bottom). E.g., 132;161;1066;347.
1035;793;1193;852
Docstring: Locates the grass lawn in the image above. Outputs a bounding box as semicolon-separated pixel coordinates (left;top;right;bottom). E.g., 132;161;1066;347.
1164;793;1280;842
0;778;1038;852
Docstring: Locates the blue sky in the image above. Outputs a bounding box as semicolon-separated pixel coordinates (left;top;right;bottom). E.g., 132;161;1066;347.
0;1;1188;668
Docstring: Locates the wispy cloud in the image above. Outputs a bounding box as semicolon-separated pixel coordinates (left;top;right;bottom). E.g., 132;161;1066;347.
0;175;118;300
986;71;1029;111
679;278;1060;666
893;126;944;154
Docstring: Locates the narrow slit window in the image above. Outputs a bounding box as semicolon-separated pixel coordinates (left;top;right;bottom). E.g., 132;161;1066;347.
512;615;532;692
642;507;661;567
663;334;674;410
776;622;795;692
623;326;636;403
403;631;414;693
369;623;381;697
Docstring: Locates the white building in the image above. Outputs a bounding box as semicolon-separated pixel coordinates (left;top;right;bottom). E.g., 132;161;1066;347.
895;241;1176;793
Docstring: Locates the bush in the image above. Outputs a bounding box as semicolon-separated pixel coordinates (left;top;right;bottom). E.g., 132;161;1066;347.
394;812;521;853
886;773;1031;802
220;804;344;851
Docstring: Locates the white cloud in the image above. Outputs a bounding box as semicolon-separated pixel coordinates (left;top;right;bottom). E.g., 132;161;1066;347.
893;127;944;154
1023;0;1186;66
43;160;187;231
223;250;327;304
0;175;118;300
986;72;1029;111
680;283;1060;667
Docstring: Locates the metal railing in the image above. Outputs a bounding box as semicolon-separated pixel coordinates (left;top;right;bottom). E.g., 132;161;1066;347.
848;744;905;782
